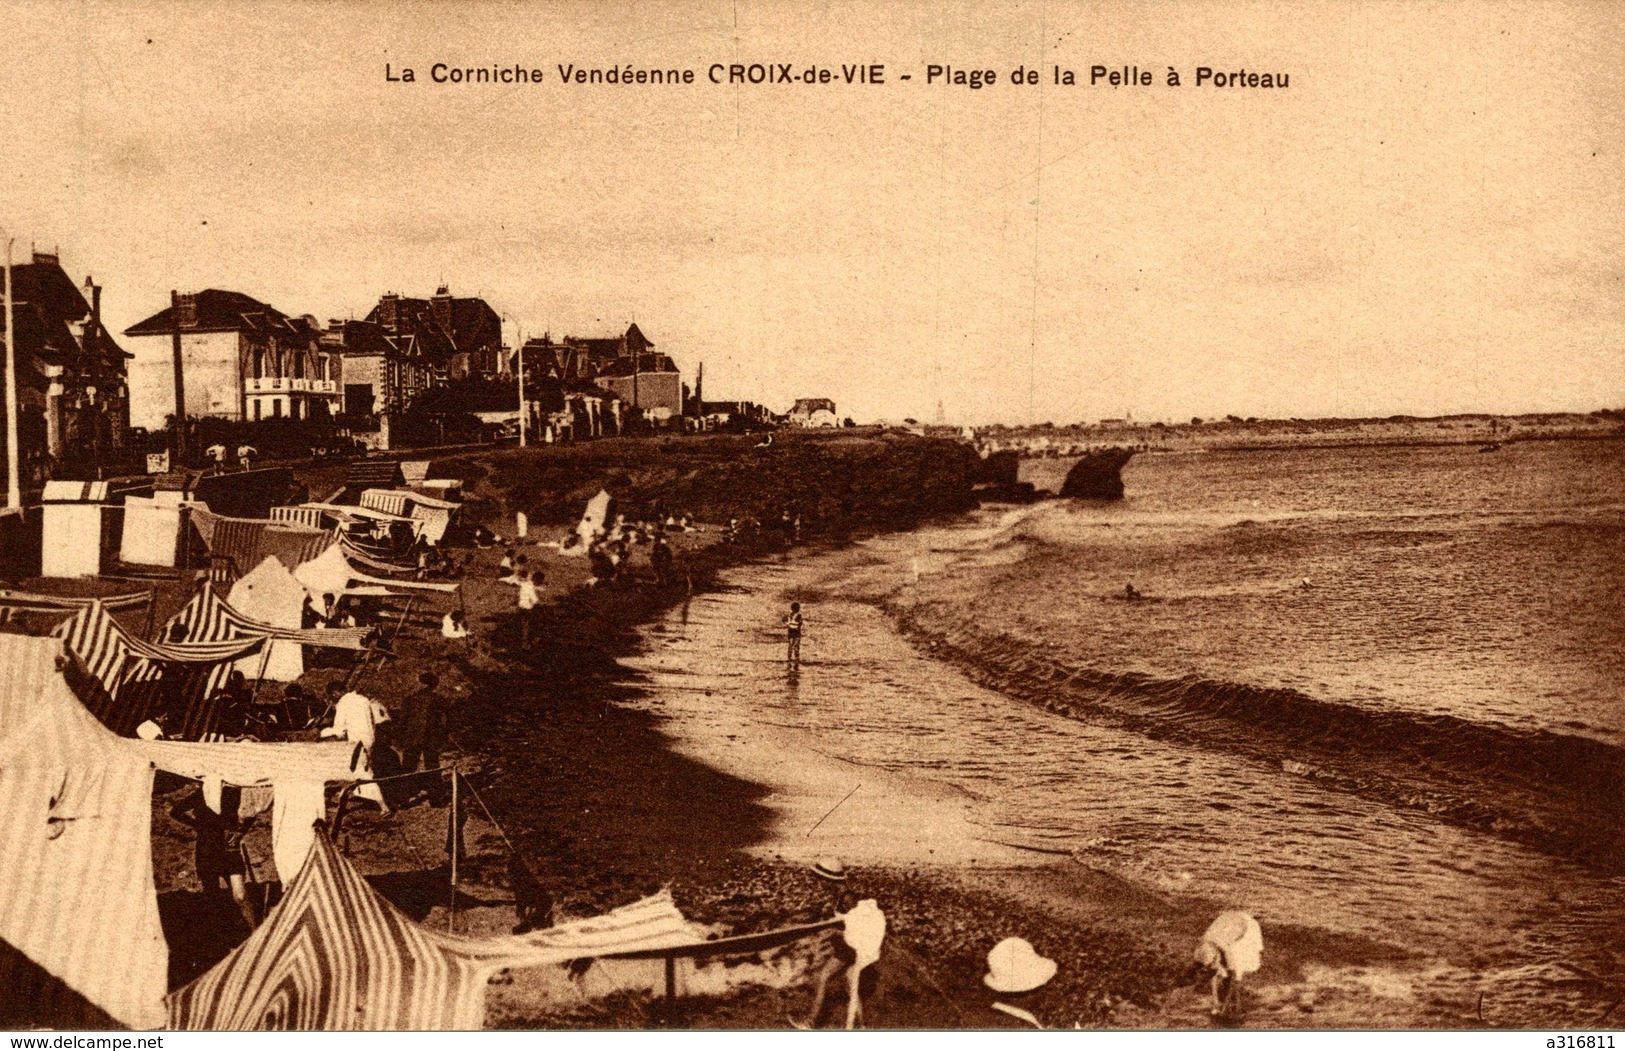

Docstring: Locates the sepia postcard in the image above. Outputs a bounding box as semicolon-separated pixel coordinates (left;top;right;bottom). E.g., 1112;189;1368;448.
0;0;1621;1041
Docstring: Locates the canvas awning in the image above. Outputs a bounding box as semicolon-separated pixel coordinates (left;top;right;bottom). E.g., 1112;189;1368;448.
0;635;167;1029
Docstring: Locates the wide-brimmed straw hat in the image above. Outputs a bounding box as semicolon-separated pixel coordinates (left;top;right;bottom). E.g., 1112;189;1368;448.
984;937;1057;993
812;857;848;882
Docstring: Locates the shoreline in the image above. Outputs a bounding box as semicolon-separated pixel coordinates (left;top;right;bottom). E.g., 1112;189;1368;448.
466;527;1459;1029
132;435;1591;1028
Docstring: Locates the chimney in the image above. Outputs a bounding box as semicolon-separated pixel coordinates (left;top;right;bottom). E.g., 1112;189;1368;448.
83;276;102;358
32;250;58;266
430;285;453;334
176;292;198;329
378;293;400;333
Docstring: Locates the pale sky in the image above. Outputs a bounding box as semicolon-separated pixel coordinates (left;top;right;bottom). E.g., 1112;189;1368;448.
2;0;1620;424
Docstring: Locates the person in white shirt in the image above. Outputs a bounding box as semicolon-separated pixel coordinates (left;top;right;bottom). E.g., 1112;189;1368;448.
319;683;391;815
516;570;541;647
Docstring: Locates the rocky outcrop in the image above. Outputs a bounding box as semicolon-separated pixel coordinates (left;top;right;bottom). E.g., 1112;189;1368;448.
1059;448;1135;499
971;450;1020;486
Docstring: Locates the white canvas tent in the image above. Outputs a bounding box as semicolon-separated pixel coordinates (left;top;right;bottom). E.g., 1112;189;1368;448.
577;489;614;548
229;556;309;680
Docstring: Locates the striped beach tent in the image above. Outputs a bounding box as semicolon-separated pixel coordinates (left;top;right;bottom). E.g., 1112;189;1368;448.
53;601;266;739
0;635;167;1030
0;588;152;614
168;828;701;1030
166;827;518;1030
190;507;334;577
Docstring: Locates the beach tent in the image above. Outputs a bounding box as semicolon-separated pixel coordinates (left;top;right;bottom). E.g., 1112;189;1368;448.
0;588;151;614
167;827;700;1030
120;492;186;567
190;507;333;578
293;543;459;602
228;557;311;681
162;584;370;705
268;505;329;530
166;582;371;653
400;461;433;484
358;488;413;517
577;489;615;548
168;823;859;1030
0;635;168;1029
53;600;266;740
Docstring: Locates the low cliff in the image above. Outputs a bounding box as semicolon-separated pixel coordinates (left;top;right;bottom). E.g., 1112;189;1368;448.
455;430;981;533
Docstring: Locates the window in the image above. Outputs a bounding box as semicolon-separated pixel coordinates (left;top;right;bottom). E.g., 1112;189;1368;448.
272;399;283;418
252;349;265;379
252;398;262;421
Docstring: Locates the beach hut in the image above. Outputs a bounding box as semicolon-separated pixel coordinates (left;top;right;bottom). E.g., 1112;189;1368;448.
40;480;113;578
119;490;187;567
0;635;168;1029
228;557;310;681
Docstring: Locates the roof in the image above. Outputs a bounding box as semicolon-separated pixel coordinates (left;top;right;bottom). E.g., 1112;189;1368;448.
322;318;399;358
1;260;129;375
364;290;501;366
595;353;680;378
124;289;301;338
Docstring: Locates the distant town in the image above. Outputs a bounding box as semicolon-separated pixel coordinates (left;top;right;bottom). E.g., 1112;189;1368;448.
0;247;1619;495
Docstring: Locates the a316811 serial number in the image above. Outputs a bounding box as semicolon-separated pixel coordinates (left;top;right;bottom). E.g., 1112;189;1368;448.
1547;1037;1615;1048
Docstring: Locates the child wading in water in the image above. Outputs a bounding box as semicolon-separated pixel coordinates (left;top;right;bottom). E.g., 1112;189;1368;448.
785;601;804;666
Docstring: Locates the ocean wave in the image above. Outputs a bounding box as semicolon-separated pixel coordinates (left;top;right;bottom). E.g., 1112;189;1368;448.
892;607;1625;871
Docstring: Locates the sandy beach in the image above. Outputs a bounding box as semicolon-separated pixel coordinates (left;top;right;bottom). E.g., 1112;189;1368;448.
37;432;1604;1030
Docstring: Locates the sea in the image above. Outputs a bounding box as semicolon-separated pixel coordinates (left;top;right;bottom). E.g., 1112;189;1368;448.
626;437;1625;1025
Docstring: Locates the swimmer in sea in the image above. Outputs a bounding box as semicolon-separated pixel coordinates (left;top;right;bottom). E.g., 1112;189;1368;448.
1124;582;1142;601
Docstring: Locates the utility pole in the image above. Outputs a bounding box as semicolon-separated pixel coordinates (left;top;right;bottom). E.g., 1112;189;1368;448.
169;290;187;464
4;237;19;508
516;327;526;448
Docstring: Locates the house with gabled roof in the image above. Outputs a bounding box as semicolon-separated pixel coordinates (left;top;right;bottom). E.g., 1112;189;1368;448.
124;289;337;428
364;286;503;381
0;251;131;475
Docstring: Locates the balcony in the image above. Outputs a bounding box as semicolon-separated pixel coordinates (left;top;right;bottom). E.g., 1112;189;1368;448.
245;377;339;395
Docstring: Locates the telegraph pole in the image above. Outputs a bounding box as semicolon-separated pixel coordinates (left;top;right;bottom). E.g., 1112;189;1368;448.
169;290;187;464
4;237;19;508
516;327;526;448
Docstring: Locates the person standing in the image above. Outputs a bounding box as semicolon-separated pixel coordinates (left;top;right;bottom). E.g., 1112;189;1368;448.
516;569;542;647
171;782;257;931
320;682;391;815
650;535;674;588
785;601;804;666
394;671;452;806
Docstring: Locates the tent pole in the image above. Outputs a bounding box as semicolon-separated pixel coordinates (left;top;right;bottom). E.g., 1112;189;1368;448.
249;638;273;700
448;771;460;933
